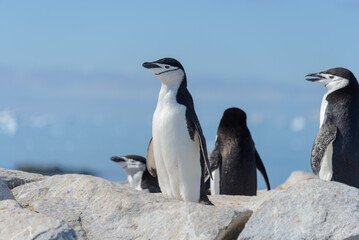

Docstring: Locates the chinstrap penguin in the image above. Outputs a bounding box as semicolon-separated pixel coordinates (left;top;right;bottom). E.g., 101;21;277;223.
111;155;160;193
209;107;271;195
306;67;359;188
143;58;212;204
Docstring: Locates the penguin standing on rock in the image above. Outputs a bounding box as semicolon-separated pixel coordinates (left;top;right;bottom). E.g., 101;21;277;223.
143;58;212;204
306;67;359;188
209;107;271;196
111;155;160;193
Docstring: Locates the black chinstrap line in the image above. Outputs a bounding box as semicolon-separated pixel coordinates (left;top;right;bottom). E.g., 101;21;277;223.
155;68;179;75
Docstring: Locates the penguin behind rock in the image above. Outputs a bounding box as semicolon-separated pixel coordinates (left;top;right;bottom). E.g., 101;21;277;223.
209;107;271;196
111;155;160;193
143;58;212;204
306;67;359;188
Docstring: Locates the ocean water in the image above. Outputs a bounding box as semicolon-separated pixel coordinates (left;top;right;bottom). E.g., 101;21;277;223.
0;68;323;189
0;114;317;189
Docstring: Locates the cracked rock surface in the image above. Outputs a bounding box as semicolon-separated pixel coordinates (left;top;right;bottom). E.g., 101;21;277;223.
238;179;359;240
11;173;252;240
2;169;358;240
0;179;15;201
0;199;76;240
0;168;45;189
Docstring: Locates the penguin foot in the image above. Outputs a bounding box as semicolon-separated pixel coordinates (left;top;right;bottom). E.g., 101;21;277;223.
199;197;214;206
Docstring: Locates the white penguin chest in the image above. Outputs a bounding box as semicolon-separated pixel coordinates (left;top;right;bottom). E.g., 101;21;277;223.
153;97;197;163
152;86;201;202
127;171;144;191
153;88;192;147
210;169;220;195
319;138;334;181
320;93;329;128
153;99;187;138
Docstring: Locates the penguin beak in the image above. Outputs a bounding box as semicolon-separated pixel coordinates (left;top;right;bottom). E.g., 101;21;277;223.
305;72;323;82
142;62;161;69
111;156;125;163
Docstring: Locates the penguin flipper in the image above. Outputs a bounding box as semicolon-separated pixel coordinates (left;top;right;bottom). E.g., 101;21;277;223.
146;137;157;177
255;149;271;190
141;169;161;193
311;120;338;175
186;110;213;180
209;140;222;172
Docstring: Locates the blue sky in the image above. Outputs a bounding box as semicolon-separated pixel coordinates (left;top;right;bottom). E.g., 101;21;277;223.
1;1;359;188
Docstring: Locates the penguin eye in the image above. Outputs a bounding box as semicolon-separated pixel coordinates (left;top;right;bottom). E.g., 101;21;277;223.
165;66;170;69
329;76;334;79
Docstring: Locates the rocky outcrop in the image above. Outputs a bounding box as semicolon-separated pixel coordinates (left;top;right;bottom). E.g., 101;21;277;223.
0;199;76;240
209;190;278;212
238;179;359;240
276;171;318;190
0;168;45;189
1;168;358;240
0;179;15;200
12;174;252;240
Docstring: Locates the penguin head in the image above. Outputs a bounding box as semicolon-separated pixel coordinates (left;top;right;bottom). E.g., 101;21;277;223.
220;107;247;129
306;67;357;91
143;58;186;86
111;155;146;175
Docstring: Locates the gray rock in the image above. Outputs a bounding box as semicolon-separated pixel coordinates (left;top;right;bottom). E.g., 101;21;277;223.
0;179;15;200
13;174;252;240
238;179;359;240
210;190;278;212
0;199;76;240
0;168;45;189
276;171;318;190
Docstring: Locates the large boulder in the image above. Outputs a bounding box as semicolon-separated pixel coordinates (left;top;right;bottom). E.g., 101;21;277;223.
12;174;252;240
209;190;277;211
238;179;359;240
6;168;357;240
276;171;318;190
0;168;45;189
0;199;76;240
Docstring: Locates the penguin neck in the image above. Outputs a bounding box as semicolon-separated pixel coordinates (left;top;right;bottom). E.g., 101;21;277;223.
325;79;350;94
127;170;144;191
176;76;188;97
158;76;187;103
320;79;355;128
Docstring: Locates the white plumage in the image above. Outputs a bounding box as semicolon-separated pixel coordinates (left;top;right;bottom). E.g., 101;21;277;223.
319;139;334;181
115;157;146;191
153;83;201;202
210;169;220;195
